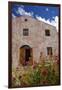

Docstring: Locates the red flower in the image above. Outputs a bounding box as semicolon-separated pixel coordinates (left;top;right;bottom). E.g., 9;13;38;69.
42;80;48;85
56;59;60;64
12;76;16;82
32;61;37;69
32;64;37;69
42;68;48;76
16;67;19;71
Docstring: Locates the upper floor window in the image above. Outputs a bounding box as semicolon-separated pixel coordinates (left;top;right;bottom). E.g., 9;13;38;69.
45;29;50;36
47;47;52;55
23;29;29;36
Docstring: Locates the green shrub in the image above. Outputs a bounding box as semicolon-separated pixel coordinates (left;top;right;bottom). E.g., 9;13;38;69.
12;59;59;87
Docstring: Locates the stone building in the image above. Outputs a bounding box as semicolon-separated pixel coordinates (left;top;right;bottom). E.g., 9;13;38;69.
12;16;58;68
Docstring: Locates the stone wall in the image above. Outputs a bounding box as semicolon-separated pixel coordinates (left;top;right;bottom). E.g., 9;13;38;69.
12;16;58;68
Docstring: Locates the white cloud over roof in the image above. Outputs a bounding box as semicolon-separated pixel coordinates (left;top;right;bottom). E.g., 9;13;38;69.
17;7;34;17
12;6;58;32
36;15;58;31
12;13;16;18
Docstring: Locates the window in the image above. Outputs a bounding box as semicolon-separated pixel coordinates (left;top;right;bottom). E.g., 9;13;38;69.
23;29;29;36
45;29;50;36
47;47;52;55
25;19;27;21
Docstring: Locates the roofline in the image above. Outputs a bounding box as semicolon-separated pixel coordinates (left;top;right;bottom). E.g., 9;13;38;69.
12;15;56;28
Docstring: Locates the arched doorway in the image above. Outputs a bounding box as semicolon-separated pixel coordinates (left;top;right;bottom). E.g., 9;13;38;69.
19;45;33;66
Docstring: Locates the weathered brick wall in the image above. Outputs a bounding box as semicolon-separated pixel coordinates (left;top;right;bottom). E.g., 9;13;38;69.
12;16;58;68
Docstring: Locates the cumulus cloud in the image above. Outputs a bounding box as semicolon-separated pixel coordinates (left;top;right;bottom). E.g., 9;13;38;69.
12;13;16;18
15;4;24;8
36;15;58;32
46;8;49;11
17;7;34;17
20;5;24;8
52;16;58;31
12;6;58;32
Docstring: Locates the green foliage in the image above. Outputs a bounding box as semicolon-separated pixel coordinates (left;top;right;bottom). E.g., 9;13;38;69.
12;60;59;87
31;66;41;86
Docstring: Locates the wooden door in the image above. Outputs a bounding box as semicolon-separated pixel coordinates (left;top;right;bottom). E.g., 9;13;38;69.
19;47;33;66
19;48;25;65
29;48;33;65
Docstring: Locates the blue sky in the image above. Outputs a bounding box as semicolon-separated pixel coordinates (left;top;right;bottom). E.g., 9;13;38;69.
12;4;59;31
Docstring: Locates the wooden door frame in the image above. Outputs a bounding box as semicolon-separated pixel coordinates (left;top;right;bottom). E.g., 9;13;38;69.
19;45;33;66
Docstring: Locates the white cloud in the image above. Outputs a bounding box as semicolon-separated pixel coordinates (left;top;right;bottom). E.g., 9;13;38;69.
51;16;58;31
46;8;49;11
17;7;34;17
15;4;24;8
52;16;55;19
20;5;24;8
12;13;16;18
36;15;58;32
12;6;58;32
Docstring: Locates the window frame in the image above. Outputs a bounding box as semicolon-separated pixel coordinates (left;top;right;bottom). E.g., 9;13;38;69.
45;29;50;36
23;28;29;36
47;47;53;55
